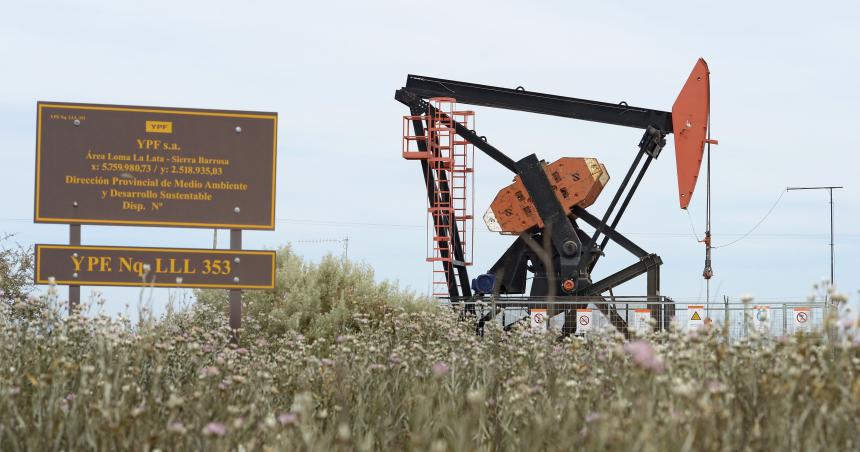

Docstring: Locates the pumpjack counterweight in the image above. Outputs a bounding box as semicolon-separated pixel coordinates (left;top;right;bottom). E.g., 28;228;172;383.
397;59;712;336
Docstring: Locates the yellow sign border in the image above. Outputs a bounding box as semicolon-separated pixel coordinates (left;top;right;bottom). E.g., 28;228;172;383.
34;102;278;230
35;244;277;290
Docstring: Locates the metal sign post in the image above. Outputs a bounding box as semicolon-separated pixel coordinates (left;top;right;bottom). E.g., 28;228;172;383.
230;229;243;337
68;224;81;313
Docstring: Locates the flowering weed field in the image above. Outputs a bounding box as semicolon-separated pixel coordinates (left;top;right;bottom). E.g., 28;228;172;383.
2;249;859;451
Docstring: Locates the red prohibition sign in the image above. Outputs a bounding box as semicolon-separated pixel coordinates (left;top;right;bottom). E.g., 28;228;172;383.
796;312;809;323
579;315;590;326
533;313;544;324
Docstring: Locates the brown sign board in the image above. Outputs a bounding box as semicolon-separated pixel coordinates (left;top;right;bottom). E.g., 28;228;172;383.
35;102;278;229
35;245;276;290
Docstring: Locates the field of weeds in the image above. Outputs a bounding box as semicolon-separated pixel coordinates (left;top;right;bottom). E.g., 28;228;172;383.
1;249;859;451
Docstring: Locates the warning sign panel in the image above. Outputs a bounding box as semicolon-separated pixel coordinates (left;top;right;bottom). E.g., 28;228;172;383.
530;308;547;332
687;305;705;331
576;308;593;333
751;305;770;333
793;307;811;334
633;309;651;336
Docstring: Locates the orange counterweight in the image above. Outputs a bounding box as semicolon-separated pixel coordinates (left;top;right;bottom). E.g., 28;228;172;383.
483;157;609;234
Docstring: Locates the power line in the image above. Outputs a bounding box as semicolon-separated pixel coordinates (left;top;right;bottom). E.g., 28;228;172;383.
713;190;786;249
5;211;859;240
294;237;349;261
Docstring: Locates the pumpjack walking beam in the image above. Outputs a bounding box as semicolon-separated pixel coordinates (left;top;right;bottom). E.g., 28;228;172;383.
403;75;674;132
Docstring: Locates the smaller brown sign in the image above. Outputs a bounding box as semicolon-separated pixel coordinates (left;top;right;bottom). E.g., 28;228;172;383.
35;245;276;290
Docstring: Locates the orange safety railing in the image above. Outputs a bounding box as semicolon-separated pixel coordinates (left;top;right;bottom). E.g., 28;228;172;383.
402;98;474;298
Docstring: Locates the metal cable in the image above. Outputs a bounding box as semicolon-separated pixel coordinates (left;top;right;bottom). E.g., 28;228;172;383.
713;190;787;249
685;209;703;241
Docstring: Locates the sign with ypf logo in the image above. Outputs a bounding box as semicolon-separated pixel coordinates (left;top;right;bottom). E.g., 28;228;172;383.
34;102;278;229
575;308;593;333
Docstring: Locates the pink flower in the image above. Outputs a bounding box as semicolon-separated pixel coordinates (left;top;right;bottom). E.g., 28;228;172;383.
431;361;450;377
707;381;727;393
202;366;220;377
585;412;602;423
321;358;335;367
278;412;298;426
203;421;227;437
167;421;186;433
623;340;665;372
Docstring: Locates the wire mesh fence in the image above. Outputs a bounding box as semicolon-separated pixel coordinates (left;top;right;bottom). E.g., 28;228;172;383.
440;296;832;341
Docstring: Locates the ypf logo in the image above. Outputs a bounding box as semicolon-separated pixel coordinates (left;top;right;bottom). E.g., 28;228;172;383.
145;120;173;134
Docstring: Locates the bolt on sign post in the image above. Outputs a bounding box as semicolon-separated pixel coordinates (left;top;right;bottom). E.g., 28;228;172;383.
633;308;651;336
793;307;812;334
33;102;278;339
530;308;547;332
575;308;593;333
687;305;705;331
751;305;771;333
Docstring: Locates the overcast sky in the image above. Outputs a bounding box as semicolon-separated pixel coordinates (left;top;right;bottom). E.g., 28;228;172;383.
1;0;857;314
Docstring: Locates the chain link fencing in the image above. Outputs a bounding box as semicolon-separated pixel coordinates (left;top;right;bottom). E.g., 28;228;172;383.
441;296;832;341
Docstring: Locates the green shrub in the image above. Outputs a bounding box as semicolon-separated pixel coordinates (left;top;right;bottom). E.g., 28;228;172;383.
0;235;33;304
195;246;433;341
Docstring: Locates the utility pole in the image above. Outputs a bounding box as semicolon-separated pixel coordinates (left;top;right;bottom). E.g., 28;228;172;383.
786;186;843;294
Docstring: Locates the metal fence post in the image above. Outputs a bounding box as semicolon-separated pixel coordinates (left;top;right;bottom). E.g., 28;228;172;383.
782;303;788;335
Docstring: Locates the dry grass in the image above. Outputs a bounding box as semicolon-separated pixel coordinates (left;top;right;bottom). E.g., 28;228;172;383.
1;250;859;451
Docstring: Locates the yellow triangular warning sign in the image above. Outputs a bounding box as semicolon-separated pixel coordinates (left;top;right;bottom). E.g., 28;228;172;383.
691;311;702;321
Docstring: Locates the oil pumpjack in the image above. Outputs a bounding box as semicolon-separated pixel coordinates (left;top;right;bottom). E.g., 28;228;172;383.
396;59;715;336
